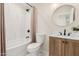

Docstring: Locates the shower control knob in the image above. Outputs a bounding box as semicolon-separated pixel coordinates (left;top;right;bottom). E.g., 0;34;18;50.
27;29;30;33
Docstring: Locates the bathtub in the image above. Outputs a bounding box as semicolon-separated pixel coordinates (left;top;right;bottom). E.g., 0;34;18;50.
6;38;31;56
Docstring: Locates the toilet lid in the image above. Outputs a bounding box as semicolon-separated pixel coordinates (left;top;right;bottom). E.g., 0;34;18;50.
27;43;41;49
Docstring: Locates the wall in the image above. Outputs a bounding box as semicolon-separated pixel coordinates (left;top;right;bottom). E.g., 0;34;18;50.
33;3;79;55
35;3;79;33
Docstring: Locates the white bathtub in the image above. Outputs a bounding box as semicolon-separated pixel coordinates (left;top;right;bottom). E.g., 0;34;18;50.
6;38;31;56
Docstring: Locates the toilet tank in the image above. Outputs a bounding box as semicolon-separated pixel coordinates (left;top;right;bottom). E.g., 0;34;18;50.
36;33;46;43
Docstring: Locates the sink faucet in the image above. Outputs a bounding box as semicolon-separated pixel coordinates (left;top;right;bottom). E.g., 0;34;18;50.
59;29;66;36
64;29;66;36
63;29;72;36
59;29;71;36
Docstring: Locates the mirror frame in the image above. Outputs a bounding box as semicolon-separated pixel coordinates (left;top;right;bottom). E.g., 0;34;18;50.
52;5;75;27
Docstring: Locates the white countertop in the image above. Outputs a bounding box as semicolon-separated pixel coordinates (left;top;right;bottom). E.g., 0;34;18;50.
49;34;79;40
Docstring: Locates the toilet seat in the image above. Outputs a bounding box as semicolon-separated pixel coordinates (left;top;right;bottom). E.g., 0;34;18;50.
27;43;41;49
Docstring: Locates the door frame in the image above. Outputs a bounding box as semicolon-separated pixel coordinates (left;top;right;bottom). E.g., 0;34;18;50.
31;6;37;42
0;3;6;56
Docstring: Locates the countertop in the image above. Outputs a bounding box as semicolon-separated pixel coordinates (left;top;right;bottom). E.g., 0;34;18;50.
49;34;79;40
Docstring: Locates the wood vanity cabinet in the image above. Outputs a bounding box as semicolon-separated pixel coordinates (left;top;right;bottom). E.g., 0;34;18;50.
49;36;79;56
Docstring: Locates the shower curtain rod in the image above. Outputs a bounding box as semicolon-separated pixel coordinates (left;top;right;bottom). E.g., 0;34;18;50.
26;3;33;8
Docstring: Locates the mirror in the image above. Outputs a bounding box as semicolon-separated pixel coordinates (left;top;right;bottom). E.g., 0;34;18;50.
53;5;75;26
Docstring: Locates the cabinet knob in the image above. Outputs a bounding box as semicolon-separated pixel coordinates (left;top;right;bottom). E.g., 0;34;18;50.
62;41;65;43
62;41;68;44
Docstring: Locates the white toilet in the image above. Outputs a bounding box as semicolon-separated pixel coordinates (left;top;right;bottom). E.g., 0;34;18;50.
27;33;46;56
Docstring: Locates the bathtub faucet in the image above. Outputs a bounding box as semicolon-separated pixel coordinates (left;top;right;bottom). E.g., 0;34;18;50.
26;36;29;39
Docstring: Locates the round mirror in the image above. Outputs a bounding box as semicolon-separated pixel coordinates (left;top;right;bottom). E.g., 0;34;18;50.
53;5;75;26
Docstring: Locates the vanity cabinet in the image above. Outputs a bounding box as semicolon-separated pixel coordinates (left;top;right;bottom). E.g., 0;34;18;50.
49;36;79;56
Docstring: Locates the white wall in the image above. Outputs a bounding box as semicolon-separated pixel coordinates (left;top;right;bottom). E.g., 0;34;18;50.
4;3;32;49
35;3;79;33
33;3;79;55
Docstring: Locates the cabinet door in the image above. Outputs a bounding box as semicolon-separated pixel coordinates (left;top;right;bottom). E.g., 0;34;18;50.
49;37;55;56
63;39;73;56
49;37;64;56
71;40;79;56
64;39;79;56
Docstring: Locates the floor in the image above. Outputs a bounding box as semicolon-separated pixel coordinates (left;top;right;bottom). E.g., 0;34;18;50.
26;51;47;56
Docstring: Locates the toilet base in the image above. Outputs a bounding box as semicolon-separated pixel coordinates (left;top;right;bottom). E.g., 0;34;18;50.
27;51;40;56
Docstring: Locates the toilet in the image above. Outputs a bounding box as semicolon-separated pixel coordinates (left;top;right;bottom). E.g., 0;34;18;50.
27;33;46;56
